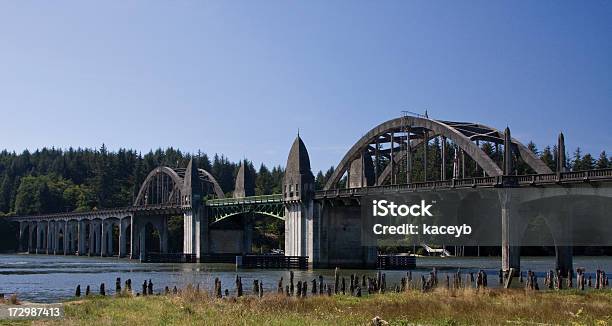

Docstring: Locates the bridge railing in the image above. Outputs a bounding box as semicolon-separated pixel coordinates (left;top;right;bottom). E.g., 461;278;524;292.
315;168;612;198
205;194;284;206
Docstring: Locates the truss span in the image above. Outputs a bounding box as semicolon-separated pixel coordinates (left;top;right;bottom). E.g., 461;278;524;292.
324;116;552;190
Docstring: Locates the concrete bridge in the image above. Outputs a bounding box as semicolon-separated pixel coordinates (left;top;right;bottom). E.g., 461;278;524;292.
8;114;612;275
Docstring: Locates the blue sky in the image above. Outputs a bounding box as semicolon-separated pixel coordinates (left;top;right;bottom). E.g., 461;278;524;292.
0;1;610;172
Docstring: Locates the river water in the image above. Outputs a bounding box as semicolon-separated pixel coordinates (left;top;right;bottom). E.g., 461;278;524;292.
1;254;611;303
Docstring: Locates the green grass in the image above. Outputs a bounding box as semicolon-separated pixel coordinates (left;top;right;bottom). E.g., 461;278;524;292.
3;288;612;325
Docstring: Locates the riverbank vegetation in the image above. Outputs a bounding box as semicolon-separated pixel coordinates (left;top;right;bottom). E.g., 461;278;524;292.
4;287;612;325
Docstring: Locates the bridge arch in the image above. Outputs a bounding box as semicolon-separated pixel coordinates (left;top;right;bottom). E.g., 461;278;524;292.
211;211;285;225
324;116;552;190
134;165;224;207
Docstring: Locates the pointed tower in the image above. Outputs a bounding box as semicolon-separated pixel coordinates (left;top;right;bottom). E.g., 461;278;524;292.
557;132;566;173
284;136;315;201
283;135;317;261
503;127;514;175
183;158;203;207
234;162;255;198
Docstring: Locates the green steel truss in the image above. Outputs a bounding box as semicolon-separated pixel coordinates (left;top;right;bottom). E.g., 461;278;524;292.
205;194;285;223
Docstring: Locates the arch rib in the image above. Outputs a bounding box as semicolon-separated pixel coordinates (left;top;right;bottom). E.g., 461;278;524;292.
325;117;511;190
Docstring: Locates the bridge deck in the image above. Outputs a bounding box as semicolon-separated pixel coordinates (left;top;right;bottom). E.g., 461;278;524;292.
314;168;612;199
205;194;283;206
8;169;612;221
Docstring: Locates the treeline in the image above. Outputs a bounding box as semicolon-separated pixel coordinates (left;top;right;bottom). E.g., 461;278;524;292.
0;146;288;216
0;142;610;217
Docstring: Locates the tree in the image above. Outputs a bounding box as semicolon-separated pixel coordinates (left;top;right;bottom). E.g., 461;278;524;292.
540;146;555;171
581;153;595;170
596;151;610;169
572;148;583;171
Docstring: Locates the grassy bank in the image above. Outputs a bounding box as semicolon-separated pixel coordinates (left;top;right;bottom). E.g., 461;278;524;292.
4;288;612;325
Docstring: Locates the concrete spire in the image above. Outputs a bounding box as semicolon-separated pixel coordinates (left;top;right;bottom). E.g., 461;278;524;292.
284;135;314;200
234;162;254;198
503;127;513;175
183;158;202;206
557;132;566;173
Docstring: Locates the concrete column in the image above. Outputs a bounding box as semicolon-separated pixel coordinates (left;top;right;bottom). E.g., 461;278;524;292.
139;223;146;261
70;222;75;254
501;194;520;274
49;222;55;254
53;223;59;254
183;209;201;258
100;221;107;256
46;222;52;254
28;224;33;253
36;222;42;254
63;221;69;255
78;220;86;255
183;212;192;255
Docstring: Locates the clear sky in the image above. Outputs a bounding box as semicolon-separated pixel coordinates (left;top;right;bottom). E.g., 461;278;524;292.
1;1;610;172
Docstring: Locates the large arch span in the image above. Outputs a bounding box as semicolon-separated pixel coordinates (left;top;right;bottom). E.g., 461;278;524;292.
324;116;552;190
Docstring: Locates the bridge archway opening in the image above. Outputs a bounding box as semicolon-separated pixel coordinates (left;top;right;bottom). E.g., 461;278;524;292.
124;224;132;256
57;228;64;253
210;212;284;254
19;224;29;252
108;221;120;256
144;222;161;253
167;215;183;254
31;224;39;251
84;222;92;254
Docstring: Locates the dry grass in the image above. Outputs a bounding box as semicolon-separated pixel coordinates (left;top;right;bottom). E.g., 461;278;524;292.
4;287;612;325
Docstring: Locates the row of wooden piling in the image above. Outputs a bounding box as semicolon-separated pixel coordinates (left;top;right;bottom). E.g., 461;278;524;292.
497;268;609;290
73;267;609;299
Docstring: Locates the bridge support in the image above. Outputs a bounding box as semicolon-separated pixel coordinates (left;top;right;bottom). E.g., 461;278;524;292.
184;208;203;258
119;217;131;258
36;222;43;254
46;222;53;254
78;220;86;255
101;221;107;257
501;193;521;275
